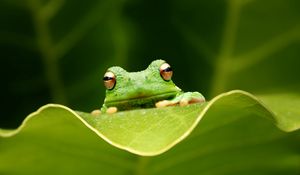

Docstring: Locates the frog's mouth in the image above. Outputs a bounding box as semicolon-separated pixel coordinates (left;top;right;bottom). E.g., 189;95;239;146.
105;91;178;111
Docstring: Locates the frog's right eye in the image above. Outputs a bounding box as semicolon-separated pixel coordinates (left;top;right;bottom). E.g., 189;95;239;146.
103;72;116;90
160;63;173;81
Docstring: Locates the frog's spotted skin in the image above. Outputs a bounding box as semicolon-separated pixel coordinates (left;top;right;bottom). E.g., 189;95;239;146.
100;59;205;113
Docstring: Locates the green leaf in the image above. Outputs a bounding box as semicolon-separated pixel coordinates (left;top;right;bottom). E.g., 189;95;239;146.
1;90;299;174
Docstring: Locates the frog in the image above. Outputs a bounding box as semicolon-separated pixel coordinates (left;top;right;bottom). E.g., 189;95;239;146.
93;59;205;114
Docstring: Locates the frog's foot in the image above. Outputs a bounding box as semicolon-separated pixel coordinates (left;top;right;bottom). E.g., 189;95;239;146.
91;109;101;116
106;107;118;114
155;92;205;108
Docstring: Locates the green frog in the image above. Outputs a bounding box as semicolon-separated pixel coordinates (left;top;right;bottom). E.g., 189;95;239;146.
95;59;205;114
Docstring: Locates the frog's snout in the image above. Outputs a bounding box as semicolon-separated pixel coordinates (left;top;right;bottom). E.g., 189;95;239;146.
133;90;148;98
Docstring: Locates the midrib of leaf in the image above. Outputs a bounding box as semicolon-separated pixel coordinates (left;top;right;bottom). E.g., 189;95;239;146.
39;0;65;20
210;0;242;97
135;156;150;175
57;0;129;97
208;0;300;96
27;0;67;104
110;9;130;67
175;0;255;67
26;0;124;105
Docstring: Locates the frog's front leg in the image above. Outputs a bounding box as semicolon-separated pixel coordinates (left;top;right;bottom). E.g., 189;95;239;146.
155;92;205;108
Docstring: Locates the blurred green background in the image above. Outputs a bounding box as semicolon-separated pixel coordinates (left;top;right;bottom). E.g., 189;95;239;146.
1;0;300;128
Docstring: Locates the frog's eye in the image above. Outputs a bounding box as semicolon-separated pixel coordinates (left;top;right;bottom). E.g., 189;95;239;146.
160;63;173;81
103;72;116;90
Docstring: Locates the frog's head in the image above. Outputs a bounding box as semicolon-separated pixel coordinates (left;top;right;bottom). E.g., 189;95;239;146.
102;59;181;109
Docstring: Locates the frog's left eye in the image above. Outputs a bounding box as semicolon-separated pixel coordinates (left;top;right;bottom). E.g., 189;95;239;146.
160;63;173;81
103;72;116;90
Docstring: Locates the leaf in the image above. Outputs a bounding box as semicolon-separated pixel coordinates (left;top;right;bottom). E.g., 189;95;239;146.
1;90;299;174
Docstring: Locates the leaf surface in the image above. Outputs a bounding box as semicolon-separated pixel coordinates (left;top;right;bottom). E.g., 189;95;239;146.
1;90;299;174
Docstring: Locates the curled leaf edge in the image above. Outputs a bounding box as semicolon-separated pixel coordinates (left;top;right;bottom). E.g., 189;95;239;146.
0;90;295;156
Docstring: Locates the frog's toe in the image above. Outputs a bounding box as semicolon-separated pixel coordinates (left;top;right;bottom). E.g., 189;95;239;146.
179;99;189;106
156;100;169;108
107;107;118;114
155;100;176;108
189;97;205;104
91;109;101;116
